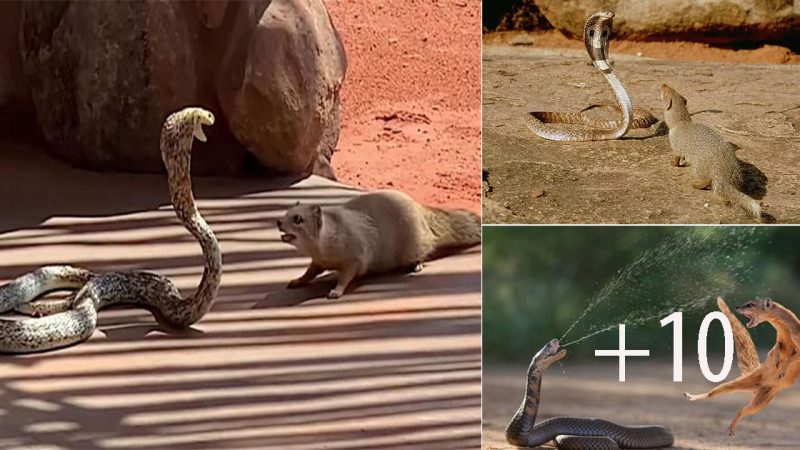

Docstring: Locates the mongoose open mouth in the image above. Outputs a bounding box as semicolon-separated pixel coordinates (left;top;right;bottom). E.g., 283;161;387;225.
737;309;757;328
280;233;296;243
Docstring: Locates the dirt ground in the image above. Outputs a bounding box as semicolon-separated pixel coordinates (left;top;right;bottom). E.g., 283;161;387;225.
324;0;481;212
482;45;800;224
0;139;481;449
483;361;800;450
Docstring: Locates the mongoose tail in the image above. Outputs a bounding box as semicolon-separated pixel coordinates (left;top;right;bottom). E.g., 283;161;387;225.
423;208;481;258
714;181;762;222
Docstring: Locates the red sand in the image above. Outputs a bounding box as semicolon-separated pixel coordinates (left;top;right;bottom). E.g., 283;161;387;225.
324;0;481;213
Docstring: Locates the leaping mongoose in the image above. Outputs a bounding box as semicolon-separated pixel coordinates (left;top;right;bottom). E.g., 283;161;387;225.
277;190;481;299
660;84;761;222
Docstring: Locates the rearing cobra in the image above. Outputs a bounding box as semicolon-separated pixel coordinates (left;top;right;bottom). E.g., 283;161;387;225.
524;11;657;141
0;107;222;353
506;339;674;449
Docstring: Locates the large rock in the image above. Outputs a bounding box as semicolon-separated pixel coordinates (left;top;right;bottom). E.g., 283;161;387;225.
535;0;800;43
0;1;28;110
17;0;345;177
216;0;347;175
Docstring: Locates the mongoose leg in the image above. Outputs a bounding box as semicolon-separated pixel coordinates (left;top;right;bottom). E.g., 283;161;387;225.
671;154;684;167
717;297;760;374
684;370;762;401
729;387;779;436
328;265;359;299
287;263;324;289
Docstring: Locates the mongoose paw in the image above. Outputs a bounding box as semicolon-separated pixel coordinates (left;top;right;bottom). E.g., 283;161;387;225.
287;279;307;289
327;289;343;300
683;392;696;401
413;262;423;273
728;428;736;437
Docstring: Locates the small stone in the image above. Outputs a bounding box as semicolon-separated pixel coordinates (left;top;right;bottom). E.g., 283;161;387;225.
532;190;545;199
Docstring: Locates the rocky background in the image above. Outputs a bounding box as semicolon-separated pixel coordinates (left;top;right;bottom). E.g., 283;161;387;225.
0;0;346;178
484;0;800;48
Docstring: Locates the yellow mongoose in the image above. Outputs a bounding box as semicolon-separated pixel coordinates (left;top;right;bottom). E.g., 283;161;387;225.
660;84;761;222
684;297;800;436
277;190;481;299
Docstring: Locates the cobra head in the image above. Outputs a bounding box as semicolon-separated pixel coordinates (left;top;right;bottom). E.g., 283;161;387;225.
532;338;567;370
583;11;614;67
736;297;775;329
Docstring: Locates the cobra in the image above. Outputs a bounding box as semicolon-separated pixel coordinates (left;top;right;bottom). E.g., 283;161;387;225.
0;107;222;353
524;11;657;141
505;339;675;449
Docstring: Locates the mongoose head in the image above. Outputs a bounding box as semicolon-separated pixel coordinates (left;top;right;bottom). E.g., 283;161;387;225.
277;202;322;251
532;338;567;370
660;84;688;110
736;297;776;328
660;84;690;126
584;11;614;66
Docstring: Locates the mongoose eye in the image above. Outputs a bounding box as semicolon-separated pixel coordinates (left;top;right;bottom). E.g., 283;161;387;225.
293;215;303;225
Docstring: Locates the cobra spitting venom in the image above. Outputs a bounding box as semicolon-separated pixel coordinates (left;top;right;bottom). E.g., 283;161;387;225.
505;339;674;449
524;11;657;141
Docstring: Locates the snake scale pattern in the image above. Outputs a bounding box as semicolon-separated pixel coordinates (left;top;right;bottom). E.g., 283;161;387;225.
524;11;657;141
0;107;222;353
505;339;674;449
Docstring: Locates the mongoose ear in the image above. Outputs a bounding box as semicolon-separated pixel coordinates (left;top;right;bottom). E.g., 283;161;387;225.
680;94;687;106
295;201;301;206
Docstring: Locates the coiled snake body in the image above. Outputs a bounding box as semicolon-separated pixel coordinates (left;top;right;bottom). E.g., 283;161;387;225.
505;339;674;449
524;11;656;141
0;107;221;353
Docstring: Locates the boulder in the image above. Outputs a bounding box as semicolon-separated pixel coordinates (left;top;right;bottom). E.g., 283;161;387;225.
535;0;800;44
0;1;28;110
216;0;347;175
16;0;345;177
20;1;204;172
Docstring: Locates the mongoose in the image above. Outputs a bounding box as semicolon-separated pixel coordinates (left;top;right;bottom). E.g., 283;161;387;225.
685;297;800;436
277;190;481;299
660;84;761;222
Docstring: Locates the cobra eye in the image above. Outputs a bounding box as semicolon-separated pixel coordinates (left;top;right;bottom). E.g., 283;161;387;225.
293;215;303;225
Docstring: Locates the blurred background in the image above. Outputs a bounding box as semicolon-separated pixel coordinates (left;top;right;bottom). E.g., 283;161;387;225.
483;226;800;363
482;0;800;64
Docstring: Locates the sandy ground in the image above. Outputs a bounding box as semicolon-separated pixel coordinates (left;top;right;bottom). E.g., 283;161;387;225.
482;45;800;224
324;0;481;212
483;361;800;450
0;138;481;449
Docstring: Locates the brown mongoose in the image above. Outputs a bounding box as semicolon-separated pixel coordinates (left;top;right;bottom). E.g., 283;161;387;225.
685;297;800;436
660;84;761;222
277;190;481;299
